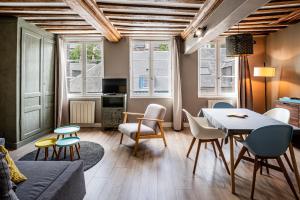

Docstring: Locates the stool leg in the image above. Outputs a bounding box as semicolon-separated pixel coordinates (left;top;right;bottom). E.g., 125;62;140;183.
64;147;66;159
44;147;48;161
35;148;41;161
57;135;60;140
52;145;58;159
75;144;80;159
70;146;74;161
75;132;80;149
57;147;62;160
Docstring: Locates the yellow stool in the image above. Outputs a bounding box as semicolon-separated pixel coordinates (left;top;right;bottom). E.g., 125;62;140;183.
35;137;58;161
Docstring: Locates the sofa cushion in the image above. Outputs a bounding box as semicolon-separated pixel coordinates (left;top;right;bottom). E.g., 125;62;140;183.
15;161;84;200
118;123;155;139
0;153;19;200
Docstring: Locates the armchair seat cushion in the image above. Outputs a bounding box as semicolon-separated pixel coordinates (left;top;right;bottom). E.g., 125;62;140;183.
118;123;155;139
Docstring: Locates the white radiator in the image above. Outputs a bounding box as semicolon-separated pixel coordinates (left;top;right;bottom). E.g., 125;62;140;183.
208;99;234;108
70;101;95;124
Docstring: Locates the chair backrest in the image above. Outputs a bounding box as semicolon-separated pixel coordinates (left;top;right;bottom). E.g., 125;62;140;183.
245;125;293;157
143;104;166;130
263;108;290;124
213;102;234;109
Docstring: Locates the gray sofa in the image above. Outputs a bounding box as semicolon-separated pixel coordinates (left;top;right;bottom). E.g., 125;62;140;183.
0;138;86;200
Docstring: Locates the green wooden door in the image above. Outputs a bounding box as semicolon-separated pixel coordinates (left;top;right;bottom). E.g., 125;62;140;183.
21;29;43;140
43;38;55;130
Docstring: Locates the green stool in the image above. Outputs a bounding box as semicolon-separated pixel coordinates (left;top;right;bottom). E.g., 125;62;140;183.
54;125;81;148
56;137;80;161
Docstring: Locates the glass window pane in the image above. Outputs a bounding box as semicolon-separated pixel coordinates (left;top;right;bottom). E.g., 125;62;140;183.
67;77;82;94
86;43;102;77
220;77;235;93
220;44;235;76
132;41;150;95
199;43;217;96
152;41;170;95
86;77;101;93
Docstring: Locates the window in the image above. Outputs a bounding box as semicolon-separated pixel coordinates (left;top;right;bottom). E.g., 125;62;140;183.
130;39;172;98
198;41;237;97
65;40;103;96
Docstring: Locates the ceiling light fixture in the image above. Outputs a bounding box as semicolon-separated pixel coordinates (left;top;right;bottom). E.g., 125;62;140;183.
193;26;207;38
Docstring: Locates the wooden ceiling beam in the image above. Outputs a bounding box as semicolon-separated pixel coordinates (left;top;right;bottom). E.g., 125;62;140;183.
117;27;183;31
64;0;120;42
263;1;300;9
97;0;204;9
99;5;197;16
0;6;74;14
181;0;223;39
28;20;89;25
39;25;94;30
242;14;286;21
254;7;300;15
184;0;272;54
106;14;192;22
229;27;281;32
112;21;187;28
232;24;288;28
47;29;100;34
271;8;300;24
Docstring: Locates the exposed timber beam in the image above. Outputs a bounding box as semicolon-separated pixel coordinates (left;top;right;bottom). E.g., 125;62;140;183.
64;0;120;42
181;0;223;39
183;0;272;54
271;8;300;24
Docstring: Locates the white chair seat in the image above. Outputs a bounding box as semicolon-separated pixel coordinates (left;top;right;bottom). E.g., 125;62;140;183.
118;123;155;139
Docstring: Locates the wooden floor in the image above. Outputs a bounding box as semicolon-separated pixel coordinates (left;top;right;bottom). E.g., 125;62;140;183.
10;128;299;200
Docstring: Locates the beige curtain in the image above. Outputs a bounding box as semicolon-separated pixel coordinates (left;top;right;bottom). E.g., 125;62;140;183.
238;55;253;109
172;37;183;131
55;36;69;127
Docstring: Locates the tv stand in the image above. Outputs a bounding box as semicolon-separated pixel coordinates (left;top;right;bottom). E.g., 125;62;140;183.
101;94;127;129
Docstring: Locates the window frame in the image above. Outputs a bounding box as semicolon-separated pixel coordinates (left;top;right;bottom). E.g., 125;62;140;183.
64;38;104;98
129;38;173;98
198;40;238;98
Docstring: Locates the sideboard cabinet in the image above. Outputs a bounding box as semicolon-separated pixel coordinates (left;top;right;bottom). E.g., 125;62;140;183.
275;101;300;127
0;17;55;148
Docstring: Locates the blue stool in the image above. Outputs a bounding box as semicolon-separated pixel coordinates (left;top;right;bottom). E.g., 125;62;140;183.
54;125;80;148
56;137;80;161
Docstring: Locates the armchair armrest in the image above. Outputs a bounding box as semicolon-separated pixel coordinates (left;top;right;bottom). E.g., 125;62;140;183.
137;118;164;122
123;112;144;116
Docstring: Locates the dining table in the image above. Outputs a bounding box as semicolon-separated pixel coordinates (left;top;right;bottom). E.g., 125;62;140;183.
199;108;300;194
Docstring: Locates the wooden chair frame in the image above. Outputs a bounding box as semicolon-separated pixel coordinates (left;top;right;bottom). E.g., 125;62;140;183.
120;112;167;155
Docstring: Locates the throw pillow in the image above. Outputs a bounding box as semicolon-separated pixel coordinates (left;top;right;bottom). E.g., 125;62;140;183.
0;153;19;200
0;146;27;184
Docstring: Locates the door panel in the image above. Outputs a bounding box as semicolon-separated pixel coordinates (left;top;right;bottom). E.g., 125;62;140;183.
43;38;55;130
21;29;42;140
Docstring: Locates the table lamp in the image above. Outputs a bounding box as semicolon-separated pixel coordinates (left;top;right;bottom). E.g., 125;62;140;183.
253;67;276;111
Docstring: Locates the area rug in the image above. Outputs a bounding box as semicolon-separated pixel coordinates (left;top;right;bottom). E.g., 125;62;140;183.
18;141;104;171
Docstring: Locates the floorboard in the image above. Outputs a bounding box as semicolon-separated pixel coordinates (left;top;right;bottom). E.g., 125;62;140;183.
10;128;299;200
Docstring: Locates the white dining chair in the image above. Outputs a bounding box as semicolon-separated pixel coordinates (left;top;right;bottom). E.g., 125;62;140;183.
183;109;230;175
263;108;294;172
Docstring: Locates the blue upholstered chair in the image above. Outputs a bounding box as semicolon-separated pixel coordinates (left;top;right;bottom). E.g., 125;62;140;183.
234;125;298;199
213;102;234;109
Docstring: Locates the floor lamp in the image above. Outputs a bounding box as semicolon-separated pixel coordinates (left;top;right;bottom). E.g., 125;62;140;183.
253;67;276;111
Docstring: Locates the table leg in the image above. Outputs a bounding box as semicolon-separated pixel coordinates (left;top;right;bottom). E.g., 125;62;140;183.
75;132;80;149
64;147;66;159
70;146;74;161
289;143;300;193
230;135;235;194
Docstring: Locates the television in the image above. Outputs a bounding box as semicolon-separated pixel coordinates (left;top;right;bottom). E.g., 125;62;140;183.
102;78;127;94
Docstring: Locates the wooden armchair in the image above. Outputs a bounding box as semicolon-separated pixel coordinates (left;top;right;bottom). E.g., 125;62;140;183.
118;104;167;155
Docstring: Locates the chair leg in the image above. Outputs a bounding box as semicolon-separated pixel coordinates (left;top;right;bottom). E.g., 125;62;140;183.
35;148;40;161
120;133;124;144
265;159;270;174
220;139;224;149
234;146;247;169
211;141;217;158
276;157;299;200
284;152;294;172
215;140;230;175
133;137;139;156
161;130;167;147
251;157;259;200
193;139;201;174
186;137;196;158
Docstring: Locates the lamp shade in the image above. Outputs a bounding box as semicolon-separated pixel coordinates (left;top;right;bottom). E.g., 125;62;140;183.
253;67;276;77
226;33;254;56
